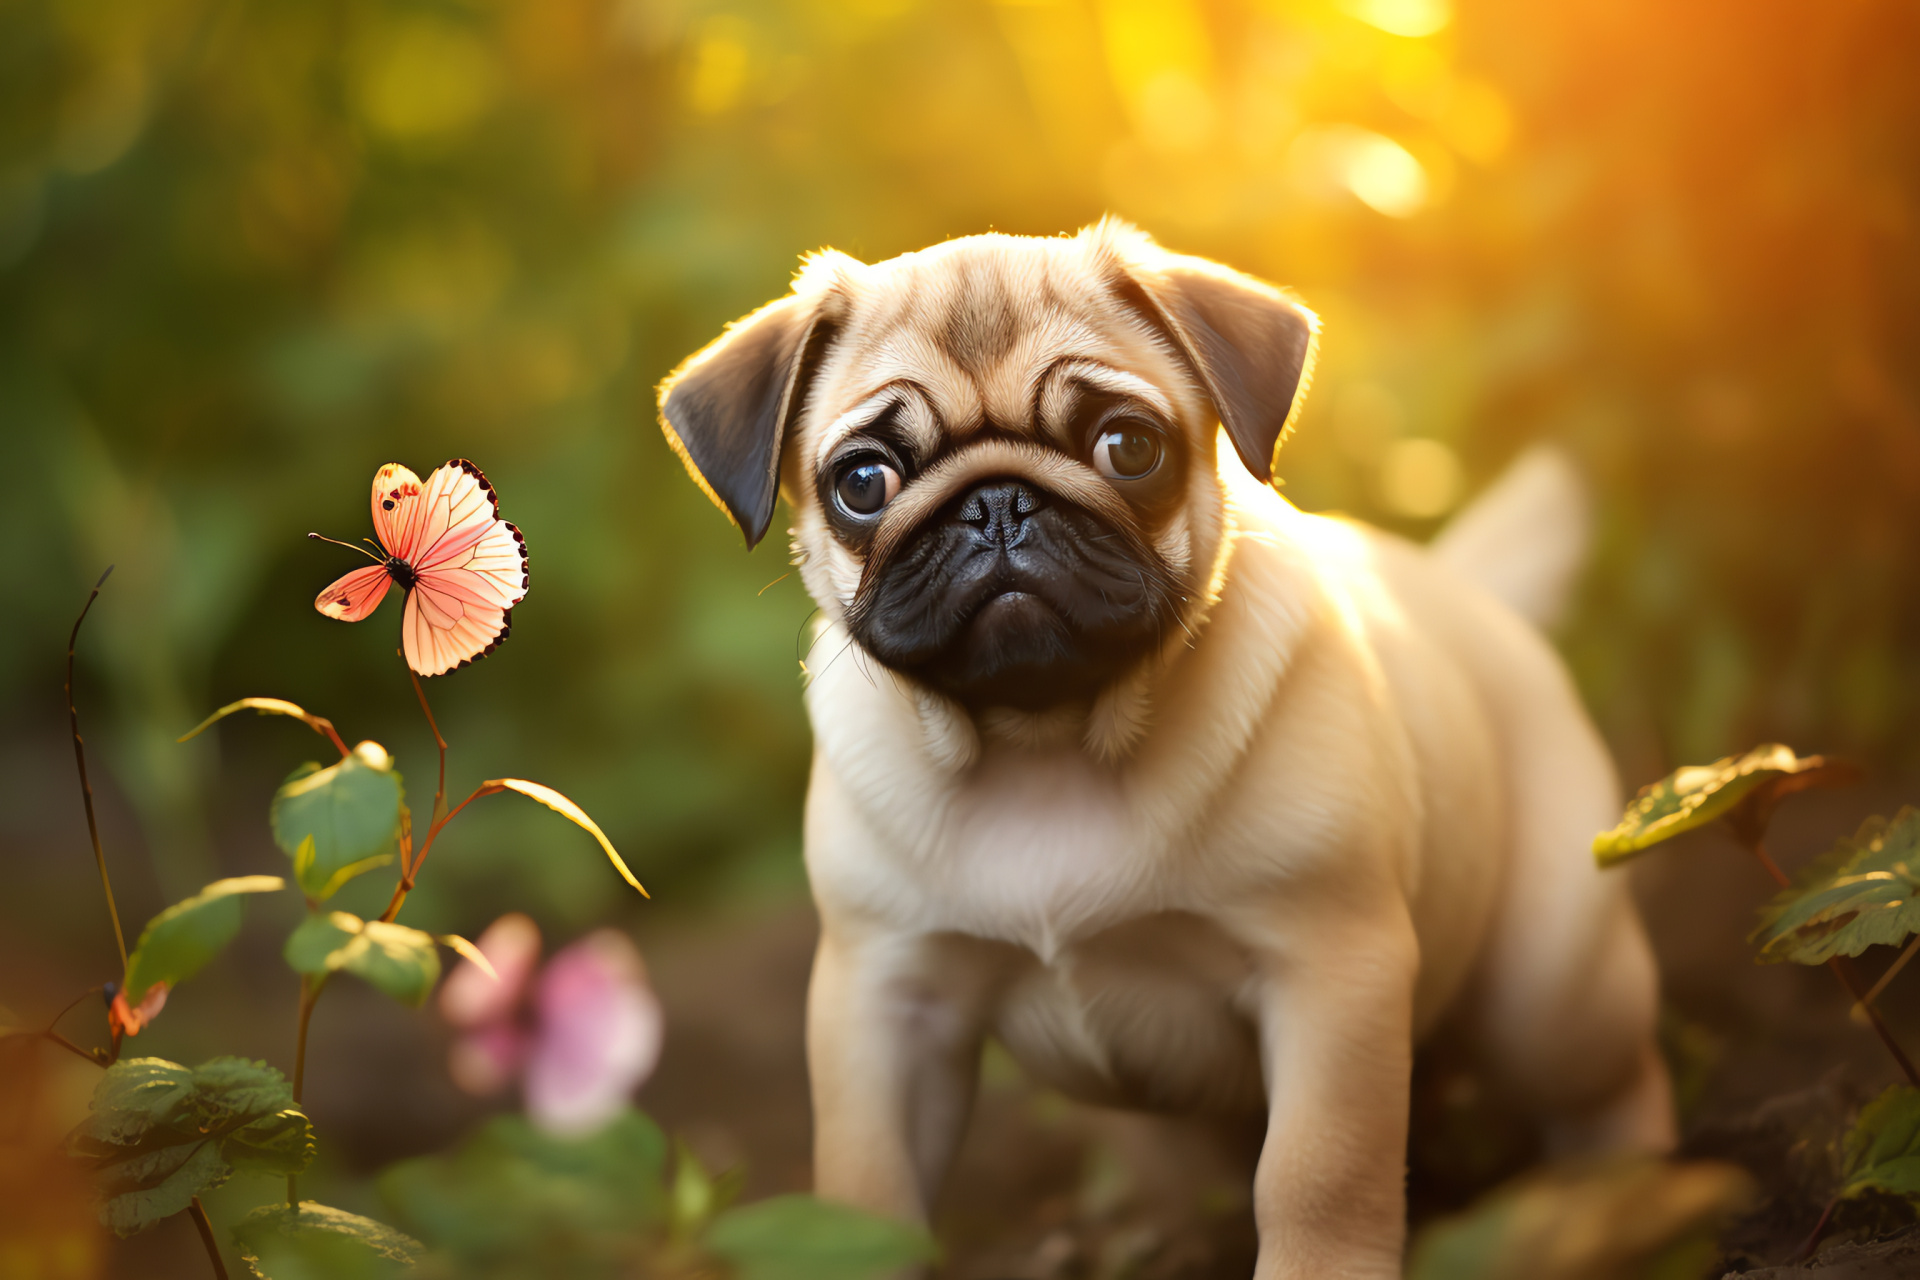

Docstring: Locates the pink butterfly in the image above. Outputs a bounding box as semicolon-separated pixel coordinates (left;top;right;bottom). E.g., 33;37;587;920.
312;460;529;677
439;914;665;1136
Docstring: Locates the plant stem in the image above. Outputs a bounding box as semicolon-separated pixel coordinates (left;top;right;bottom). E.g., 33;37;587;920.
288;974;322;1208
1852;933;1920;1023
311;717;352;761
36;985;107;1064
1747;837;1792;890
1746;837;1920;1088
42;1029;102;1065
67;567;127;973
374;666;456;926
1826;957;1919;1087
1793;1194;1839;1263
378;782;497;923
408;663;448;826
189;1196;230;1280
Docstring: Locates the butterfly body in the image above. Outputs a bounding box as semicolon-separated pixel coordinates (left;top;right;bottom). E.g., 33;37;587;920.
314;459;530;677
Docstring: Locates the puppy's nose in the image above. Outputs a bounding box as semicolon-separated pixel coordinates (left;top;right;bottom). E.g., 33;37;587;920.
957;479;1045;544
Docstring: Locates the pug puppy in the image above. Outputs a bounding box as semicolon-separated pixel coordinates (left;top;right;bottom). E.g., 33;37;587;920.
656;221;1673;1278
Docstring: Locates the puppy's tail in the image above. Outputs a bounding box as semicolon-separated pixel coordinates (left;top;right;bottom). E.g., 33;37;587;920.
1430;444;1592;631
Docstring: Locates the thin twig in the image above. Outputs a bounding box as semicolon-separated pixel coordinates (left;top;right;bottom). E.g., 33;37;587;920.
1828;956;1920;1087
1851;933;1920;1024
67;566;128;973
1793;1194;1839;1263
44;985;104;1036
1748;836;1792;890
189;1196;230;1280
42;1029;103;1065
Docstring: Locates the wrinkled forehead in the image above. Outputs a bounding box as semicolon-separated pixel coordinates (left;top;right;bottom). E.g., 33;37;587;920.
801;240;1194;456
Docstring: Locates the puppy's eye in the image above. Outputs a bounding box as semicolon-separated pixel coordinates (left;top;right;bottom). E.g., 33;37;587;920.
1092;423;1164;481
834;460;901;517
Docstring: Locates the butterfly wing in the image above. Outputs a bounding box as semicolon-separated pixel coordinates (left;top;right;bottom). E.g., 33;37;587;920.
371;463;428;561
314;565;392;622
399;460;530;677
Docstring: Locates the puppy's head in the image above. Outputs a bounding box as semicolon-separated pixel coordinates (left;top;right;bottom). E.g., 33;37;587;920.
658;221;1317;714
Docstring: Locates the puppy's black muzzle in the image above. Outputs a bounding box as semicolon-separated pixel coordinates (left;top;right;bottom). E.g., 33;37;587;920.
851;477;1178;712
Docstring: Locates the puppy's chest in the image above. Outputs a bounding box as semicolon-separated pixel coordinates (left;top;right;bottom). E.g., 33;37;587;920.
892;752;1225;955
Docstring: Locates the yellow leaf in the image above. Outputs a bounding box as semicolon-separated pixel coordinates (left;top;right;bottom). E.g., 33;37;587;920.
483;778;648;898
439;933;498;980
179;698;315;741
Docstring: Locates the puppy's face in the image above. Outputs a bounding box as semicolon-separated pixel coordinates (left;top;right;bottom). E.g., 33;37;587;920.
659;222;1317;716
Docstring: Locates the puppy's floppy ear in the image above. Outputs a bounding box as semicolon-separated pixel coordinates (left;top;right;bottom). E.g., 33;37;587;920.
657;280;842;548
1107;235;1319;484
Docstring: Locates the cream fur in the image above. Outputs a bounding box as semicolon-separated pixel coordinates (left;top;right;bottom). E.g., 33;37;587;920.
683;224;1673;1279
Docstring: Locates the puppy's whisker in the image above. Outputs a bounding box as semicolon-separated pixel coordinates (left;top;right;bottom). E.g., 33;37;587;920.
806;634;861;688
795;605;824;664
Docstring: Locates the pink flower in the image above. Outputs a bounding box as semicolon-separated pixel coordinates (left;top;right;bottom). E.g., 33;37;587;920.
439;913;664;1136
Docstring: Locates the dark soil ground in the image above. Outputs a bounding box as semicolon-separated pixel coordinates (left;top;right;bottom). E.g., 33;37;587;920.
27;778;1920;1277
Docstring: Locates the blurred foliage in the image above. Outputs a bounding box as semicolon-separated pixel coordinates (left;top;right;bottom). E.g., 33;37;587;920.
232;1200;423;1280
1405;1156;1754;1280
1592;744;1826;866
378;1109;934;1279
1839;1085;1920;1206
4;0;1920;941
1753;807;1920;965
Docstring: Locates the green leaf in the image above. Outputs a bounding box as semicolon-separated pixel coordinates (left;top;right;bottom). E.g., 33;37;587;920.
84;1058;195;1145
292;831;396;903
313;852;395;903
1751;809;1920;964
122;875;286;1005
1405;1156;1753;1280
379;1110;669;1270
284;911;440;1007
704;1196;939;1280
1839;1085;1920;1203
1592;744;1833;867
670;1139;724;1238
285;910;359;973
233;1202;423;1279
271;742;403;900
68;1057;313;1236
223;1109;316;1176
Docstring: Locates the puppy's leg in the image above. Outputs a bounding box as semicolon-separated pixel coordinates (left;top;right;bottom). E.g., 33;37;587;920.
807;927;989;1222
1246;902;1420;1280
1467;723;1676;1154
1479;895;1674;1155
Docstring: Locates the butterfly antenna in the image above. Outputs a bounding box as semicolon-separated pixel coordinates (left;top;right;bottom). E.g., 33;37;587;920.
307;532;384;563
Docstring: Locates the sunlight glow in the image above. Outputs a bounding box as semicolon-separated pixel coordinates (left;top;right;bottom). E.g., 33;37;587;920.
1342;0;1453;38
1378;438;1464;518
1291;126;1430;217
1099;0;1219;153
689;24;750;114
